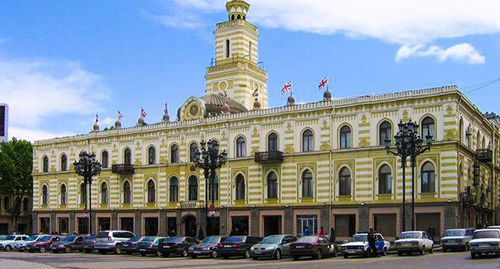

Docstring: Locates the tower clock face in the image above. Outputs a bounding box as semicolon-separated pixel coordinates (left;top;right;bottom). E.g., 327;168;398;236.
189;104;199;116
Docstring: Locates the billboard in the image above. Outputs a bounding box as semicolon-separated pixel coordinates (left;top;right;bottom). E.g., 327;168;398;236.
0;104;7;142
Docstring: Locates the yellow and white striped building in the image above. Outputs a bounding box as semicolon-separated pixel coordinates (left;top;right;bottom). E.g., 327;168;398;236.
32;0;500;240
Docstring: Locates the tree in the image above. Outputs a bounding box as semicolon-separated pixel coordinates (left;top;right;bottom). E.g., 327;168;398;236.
0;138;33;231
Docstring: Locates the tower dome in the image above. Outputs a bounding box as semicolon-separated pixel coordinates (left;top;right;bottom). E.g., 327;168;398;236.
323;89;332;101
137;117;145;127
287;95;296;106
226;0;250;21
253;98;261;110
114;120;122;129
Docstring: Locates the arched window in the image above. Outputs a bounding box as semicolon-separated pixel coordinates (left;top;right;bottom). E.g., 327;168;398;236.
209;175;219;201
101;151;109;168
80;183;86;205
147;180;155;203
379;121;392;146
60;184;67;205
302;170;314;198
23;198;29;211
42;156;49;173
42;185;48;205
226;39;231;58
170;144;179;164
235;174;245;200
267;172;278;199
3;196;9;210
231;14;235;21
236;137;246;158
60;154;67;172
421;162;436;193
476;132;481;150
169;177;179;202
237;14;241;20
268;132;278;152
459;118;464;143
147;146;156;165
188;176;198;201
339;125;352;149
123;181;131;204
339;167;352;196
124;148;132;165
100;182;108;204
378;165;392;194
421;117;435;142
481;137;485;149
302;129;314;152
189;142;198;163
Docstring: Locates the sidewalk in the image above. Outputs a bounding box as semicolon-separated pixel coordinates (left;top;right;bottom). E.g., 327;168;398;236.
0;258;55;269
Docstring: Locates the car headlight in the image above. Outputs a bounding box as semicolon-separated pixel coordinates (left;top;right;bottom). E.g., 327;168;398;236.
267;247;274;250
250;247;255;250
189;246;194;251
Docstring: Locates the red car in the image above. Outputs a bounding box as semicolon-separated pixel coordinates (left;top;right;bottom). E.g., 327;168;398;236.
289;236;333;260
27;235;60;253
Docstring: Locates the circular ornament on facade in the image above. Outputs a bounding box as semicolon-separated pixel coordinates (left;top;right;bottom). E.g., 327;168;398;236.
218;81;228;91
189;104;200;116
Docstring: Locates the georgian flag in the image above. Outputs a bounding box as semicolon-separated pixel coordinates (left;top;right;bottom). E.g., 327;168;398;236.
252;88;259;97
141;107;147;118
281;81;292;94
319;76;328;90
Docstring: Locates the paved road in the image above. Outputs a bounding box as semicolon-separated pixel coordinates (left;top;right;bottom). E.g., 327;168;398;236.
0;251;498;269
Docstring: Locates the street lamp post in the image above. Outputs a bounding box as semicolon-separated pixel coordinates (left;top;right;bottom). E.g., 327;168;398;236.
74;151;102;235
385;121;432;231
194;140;227;236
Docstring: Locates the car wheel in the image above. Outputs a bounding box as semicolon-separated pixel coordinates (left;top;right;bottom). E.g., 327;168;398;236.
443;247;448;252
274;249;281;260
211;250;218;258
140;253;146;257
471;253;476;259
190;255;197;259
40;247;46;253
65;246;72;253
85;249;91;253
223;255;229;259
343;254;349;259
397;251;402;256
182;248;189;257
162;253;169;258
293;255;299;261
429;245;434;254
245;250;250;259
316;250;322;260
115;248;122;255
4;245;12;252
420;246;425;255
382;248;387;256
99;250;107;255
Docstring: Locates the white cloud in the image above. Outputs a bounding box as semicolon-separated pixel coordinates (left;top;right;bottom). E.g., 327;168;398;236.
9;126;74;142
396;43;486;64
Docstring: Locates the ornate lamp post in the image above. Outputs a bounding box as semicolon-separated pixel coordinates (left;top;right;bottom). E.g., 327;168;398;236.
193;140;227;236
74;151;101;235
385;121;432;231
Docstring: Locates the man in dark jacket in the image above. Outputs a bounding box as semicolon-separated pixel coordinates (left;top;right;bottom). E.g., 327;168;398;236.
367;228;377;257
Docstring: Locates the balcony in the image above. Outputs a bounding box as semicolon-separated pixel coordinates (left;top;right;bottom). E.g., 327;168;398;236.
111;164;134;175
255;151;284;164
180;201;199;209
476;149;493;163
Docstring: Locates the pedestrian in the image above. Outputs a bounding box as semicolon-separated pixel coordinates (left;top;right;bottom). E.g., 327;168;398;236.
303;225;311;236
427;225;436;241
367;228;377;257
329;228;336;244
319;226;325;236
198;227;204;240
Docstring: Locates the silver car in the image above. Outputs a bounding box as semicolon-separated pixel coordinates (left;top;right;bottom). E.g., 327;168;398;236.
441;228;474;252
250;234;297;260
94;230;135;254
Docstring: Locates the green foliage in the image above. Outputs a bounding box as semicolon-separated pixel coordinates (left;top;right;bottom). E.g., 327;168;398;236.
0;138;33;195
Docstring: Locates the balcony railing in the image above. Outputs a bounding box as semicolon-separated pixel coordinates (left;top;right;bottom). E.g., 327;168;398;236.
111;164;134;175
255;151;284;164
180;201;199;209
476;149;493;163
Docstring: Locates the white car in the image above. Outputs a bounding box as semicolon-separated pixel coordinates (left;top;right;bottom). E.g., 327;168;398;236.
15;235;46;251
341;233;390;258
441;228;475;252
394;231;434;256
469;229;500;259
0;235;29;252
486;226;500;230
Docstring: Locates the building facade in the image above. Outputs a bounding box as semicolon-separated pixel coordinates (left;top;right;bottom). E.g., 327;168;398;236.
32;0;499;240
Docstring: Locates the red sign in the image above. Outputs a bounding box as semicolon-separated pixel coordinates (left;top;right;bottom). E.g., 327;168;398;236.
209;204;216;216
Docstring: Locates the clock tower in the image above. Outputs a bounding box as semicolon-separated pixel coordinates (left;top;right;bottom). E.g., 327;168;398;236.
205;0;268;110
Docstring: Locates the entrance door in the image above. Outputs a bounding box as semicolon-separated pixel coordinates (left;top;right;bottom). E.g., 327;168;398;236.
145;217;159;236
374;214;397;238
231;216;249;235
167;217;177;236
120;218;134;233
263;216;282;236
297;215;317;236
40;217;51;234
207;217;220;236
98;217;111;231
184;215;197;237
335;214;356;238
416;213;440;241
78;217;89;234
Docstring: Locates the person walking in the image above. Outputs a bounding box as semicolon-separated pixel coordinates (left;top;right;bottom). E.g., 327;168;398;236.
427;225;436;241
329;228;336;244
319;226;325;236
367;228;377;257
303;225;311;236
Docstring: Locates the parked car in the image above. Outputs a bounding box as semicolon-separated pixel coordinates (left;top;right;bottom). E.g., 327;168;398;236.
158;236;198;257
116;236;144;254
82;235;97;253
15;235;46;252
51;235;85;253
27;235;60;253
469;229;500;259
0;235;29;252
341;233;390;258
188;235;226;258
217;236;262;259
441;228;475;252
486;226;500;230
94;230;135;254
289;236;333;260
137;236;166;256
394;231;434;256
250;234;297;260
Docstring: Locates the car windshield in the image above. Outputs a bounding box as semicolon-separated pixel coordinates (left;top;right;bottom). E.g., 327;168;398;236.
473;230;500;239
0;235;15;240
201;236;221;244
444;230;465;237
96;232;109;238
297;236;316;243
352;234;368;242
260;235;283;244
26;235;39;241
400;232;422;239
39;236;53;242
142;237;156;242
129;236;142;242
84;236;96;241
166;237;183;243
61;236;75;242
224;236;245;243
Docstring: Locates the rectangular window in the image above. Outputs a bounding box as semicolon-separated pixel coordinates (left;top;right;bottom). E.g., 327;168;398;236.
226;39;231;58
120;217;134;233
78;217;89;235
167;217;177;236
296;215;317;236
40;217;51;234
58;217;69;234
231;216;249;235
98;217;111;231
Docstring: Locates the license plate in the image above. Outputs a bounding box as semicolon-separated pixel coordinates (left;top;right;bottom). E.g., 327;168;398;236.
254;250;262;254
347;250;356;253
163;246;170;249
140;249;146;252
224;245;231;248
479;244;490;248
193;251;201;254
296;246;305;249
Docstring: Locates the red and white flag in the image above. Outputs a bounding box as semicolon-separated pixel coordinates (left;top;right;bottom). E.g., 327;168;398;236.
252;88;259;97
117;111;123;120
318;76;328;90
141;107;147;118
281;81;292;94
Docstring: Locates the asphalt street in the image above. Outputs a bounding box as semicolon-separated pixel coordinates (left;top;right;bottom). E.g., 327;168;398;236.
0;251;498;269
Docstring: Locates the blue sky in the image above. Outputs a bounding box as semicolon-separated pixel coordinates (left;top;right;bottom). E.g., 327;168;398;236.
0;0;499;141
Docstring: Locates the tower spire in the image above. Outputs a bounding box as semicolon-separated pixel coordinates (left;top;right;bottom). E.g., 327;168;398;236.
226;0;250;21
